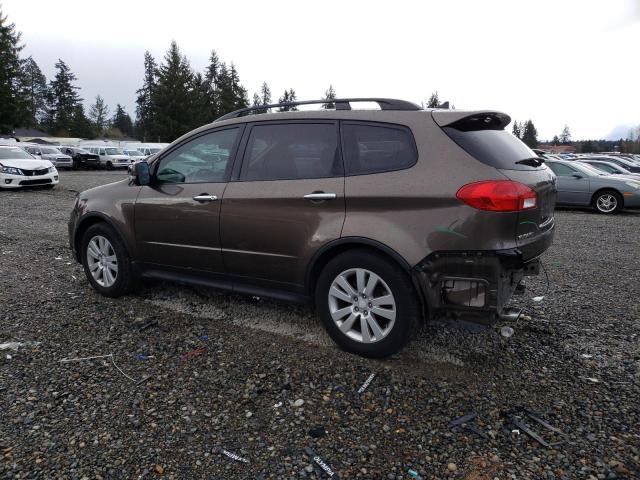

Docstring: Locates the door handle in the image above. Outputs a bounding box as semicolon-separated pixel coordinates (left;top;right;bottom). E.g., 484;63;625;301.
304;192;337;201
193;194;218;202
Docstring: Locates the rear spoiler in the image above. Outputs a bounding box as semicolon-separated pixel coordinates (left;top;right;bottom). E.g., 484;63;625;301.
431;110;511;131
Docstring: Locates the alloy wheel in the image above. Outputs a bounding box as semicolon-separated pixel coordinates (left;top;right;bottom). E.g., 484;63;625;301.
86;235;118;287
328;268;396;344
596;193;617;213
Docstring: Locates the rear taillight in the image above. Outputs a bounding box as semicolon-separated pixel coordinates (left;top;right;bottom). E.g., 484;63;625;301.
456;180;537;212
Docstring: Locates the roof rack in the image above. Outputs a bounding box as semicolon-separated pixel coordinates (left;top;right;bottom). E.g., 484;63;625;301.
216;98;422;121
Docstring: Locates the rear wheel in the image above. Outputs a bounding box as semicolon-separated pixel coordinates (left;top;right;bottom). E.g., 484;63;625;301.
105;161;114;170
593;190;622;214
315;250;420;358
81;223;134;297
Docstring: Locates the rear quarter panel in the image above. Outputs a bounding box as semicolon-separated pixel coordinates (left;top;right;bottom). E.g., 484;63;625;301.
341;112;520;267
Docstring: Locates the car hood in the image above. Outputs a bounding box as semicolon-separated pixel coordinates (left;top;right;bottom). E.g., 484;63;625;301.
0;158;53;170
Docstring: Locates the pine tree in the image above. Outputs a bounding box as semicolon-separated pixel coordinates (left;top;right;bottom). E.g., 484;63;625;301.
559;125;571;144
322;85;336;109
190;72;212;127
512;121;521;139
521;120;538;148
205;50;221;119
278;88;298;111
551;135;559;145
229;63;248;110
111;104;134;137
217;63;236;117
46;59;82;135
426;91;439;108
260;81;271;108
20;56;48;128
88;95;110;136
152;41;196;142
70;105;95;138
135;51;158;141
0;6;29;133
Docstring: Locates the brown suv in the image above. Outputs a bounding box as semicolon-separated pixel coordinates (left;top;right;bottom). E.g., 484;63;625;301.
68;98;556;358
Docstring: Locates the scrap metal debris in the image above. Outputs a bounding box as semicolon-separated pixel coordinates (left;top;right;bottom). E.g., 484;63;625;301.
0;341;40;351
357;372;376;394
138;320;158;332
59;353;139;383
502;407;564;448
304;447;339;478
448;412;489;439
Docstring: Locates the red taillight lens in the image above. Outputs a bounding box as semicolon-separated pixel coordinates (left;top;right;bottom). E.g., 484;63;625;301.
456;180;537;212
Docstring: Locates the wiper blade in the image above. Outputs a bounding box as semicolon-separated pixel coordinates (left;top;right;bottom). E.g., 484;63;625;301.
515;157;545;167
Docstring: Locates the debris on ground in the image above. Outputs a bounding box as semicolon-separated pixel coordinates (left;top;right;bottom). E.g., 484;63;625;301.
180;347;206;362
217;448;249;464
448;412;488;439
357;372;376;394
304;447;340;479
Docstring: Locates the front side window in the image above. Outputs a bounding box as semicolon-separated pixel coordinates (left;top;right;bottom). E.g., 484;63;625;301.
342;122;417;175
155;127;240;184
240;123;341;181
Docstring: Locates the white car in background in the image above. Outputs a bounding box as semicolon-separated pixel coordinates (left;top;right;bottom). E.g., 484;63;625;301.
123;149;146;162
0;146;59;189
23;146;73;169
83;146;133;169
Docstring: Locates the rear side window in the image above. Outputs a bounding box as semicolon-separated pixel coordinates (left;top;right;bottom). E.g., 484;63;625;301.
342;122;417;175
547;162;576;176
240;123;341;181
443;126;541;171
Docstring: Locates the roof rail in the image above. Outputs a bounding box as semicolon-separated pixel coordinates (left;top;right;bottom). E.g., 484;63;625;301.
215;98;422;121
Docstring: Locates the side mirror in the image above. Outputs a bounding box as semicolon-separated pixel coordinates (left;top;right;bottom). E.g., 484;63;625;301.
572;173;583;179
133;161;151;186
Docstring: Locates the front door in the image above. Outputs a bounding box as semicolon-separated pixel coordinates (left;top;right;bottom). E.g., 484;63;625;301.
134;126;243;273
548;163;591;204
221;121;345;288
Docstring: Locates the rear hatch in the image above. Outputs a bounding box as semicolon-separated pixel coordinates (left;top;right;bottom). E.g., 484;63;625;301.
433;111;557;261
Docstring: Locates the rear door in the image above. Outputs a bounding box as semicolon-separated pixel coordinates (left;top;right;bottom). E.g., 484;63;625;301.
220;121;345;289
439;114;557;260
134;126;243;274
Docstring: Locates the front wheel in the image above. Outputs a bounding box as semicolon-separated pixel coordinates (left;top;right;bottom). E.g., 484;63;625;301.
105;161;114;171
81;223;134;297
315;250;420;358
593;190;622;214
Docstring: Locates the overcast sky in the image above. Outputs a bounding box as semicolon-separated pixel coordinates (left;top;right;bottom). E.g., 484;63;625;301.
4;0;639;140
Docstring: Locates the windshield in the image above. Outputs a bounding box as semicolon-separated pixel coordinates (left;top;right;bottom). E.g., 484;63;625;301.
105;147;124;155
0;147;34;160
40;147;61;154
126;150;143;156
149;148;162;154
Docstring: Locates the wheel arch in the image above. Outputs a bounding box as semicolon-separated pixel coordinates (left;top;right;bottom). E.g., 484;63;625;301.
73;213;131;262
305;237;413;298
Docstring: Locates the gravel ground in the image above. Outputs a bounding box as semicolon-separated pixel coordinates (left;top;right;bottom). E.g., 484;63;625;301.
1;171;638;479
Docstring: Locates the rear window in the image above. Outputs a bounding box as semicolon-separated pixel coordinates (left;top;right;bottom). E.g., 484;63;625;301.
342;122;417;175
443;127;542;171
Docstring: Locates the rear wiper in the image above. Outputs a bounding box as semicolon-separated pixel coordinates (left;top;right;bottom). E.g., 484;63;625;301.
515;157;545;167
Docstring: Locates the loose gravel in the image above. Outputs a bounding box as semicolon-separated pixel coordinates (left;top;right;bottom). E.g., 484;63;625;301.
1;171;638;479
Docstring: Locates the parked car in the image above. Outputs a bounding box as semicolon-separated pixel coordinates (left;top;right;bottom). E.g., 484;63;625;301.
69;98;557;358
58;146;100;170
578;159;640;178
24;146;73;169
546;159;640;213
0;146;59;189
123;149;146;162
83;146;133;169
578;155;640;173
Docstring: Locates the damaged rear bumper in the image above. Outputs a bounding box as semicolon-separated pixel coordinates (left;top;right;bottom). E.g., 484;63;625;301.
412;249;542;326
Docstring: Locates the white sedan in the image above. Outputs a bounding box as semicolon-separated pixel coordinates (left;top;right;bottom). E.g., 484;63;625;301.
0;146;59;189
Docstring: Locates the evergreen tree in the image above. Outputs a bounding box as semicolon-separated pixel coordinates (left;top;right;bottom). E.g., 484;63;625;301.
322;85;336;109
152;41;196;142
252;93;261;106
70;105;95;138
0;6;29;133
426;91;439;108
551;135;559;145
521;120;538;148
278;88;298;111
217;63;236;117
260;81;271;108
111;104;134;137
512;121;521;139
204;50;221;119
20;56;48;128
135;51;158;141
229;63;248;110
88;95;110;136
46;59;82;135
190;72;213;127
559;125;571;144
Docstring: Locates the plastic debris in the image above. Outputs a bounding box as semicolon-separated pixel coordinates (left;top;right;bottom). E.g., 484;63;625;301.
407;469;424;479
218;448;249;464
304;447;340;479
449;412;488;439
59;354;113;363
180;347;206;362
199;335;209;341
500;326;515;338
135;353;154;360
357;372;376;394
502;407;565;448
531;296;545;302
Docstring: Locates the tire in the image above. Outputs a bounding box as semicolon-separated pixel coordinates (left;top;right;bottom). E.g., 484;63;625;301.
593;190;623;214
71;159;78;170
81;223;134;297
315;249;420;358
106;161;114;171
